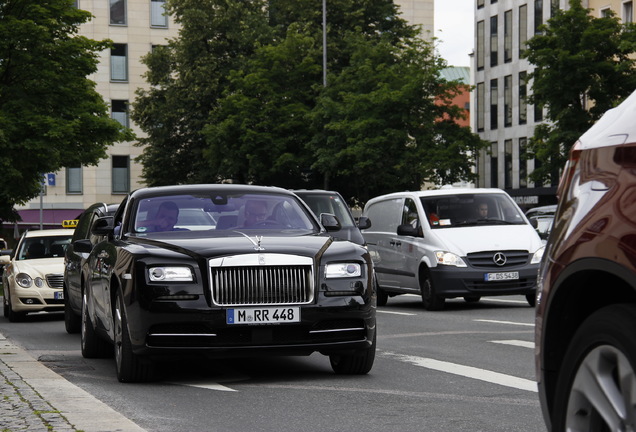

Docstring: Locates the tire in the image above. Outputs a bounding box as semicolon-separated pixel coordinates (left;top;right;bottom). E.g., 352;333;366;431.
4;288;25;322
464;296;481;303
330;331;376;375
81;292;112;358
526;293;536;307
421;274;445;311
553;304;636;431
114;290;153;382
64;285;81;334
375;276;388;307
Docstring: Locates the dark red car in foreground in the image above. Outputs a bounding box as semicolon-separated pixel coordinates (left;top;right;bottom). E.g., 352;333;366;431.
536;90;636;431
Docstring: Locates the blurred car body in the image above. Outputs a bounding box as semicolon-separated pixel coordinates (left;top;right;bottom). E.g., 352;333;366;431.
292;189;370;245
536;90;636;431
525;204;557;241
3;229;74;321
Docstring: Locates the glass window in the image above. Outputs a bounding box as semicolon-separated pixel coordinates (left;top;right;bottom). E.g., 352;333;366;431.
151;0;168;27
490;79;498;130
504;10;512;63
491;142;499;188
519;138;528;188
365;199;402;233
519;4;528;56
477;20;485;70
111;100;129;127
600;8;611;18
490;15;498;67
504;75;512;127
477;82;485;132
111;44;128;82
624;1;634;23
112;156;130;194
519;72;527;125
66;166;82;194
551;0;560;17
401;198;420;229
534;101;544;122
477;0;485;8
535;0;544;34
110;0;126;25
505;139;513;189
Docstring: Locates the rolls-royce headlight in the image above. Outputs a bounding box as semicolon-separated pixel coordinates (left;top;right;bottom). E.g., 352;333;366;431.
325;263;362;278
435;251;467;267
148;266;193;282
531;246;545;264
16;273;33;288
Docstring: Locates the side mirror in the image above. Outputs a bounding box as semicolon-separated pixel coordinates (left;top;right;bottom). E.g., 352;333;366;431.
72;239;93;254
0;254;10;265
320;213;342;232
357;216;371;230
397;223;421;237
91;216;115;236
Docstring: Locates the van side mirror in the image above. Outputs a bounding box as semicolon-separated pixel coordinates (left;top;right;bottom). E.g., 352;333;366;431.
357;216;371;230
320;213;342;232
397;224;421;237
91;216;115;236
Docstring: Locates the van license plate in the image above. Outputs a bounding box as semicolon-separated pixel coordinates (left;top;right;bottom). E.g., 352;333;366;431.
484;272;519;281
226;307;300;324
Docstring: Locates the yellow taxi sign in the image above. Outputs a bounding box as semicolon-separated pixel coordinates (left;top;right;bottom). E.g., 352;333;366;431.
62;219;79;228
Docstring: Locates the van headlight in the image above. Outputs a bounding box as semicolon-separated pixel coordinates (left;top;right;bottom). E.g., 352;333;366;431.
435;251;467;267
531;246;545;264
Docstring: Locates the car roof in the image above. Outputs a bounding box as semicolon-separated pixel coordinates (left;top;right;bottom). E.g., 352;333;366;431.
23;229;75;238
525;205;557;216
577;89;636;150
130;184;295;199
367;188;509;202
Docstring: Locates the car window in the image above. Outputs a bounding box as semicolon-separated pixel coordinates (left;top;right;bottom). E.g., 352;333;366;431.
419;194;526;228
297;193;356;227
131;192;317;236
17;236;72;260
365;198;402;233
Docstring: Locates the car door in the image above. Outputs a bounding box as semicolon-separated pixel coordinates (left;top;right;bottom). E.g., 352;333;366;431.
363;197;404;290
392;197;423;291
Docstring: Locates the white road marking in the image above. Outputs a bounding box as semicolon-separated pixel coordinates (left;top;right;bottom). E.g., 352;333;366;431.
377;310;417;316
490;339;534;349
385;352;538;393
481;297;527;304
475;319;534;327
171;381;237;392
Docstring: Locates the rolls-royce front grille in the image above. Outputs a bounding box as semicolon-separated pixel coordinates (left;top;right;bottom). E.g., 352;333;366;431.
209;254;314;306
45;274;64;289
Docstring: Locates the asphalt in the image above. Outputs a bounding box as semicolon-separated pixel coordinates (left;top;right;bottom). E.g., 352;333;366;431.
0;331;146;432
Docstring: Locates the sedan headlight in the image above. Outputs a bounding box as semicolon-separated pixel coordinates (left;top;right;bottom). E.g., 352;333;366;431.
16;273;33;288
148;266;193;282
325;263;362;279
435;251;467;267
531;246;545;264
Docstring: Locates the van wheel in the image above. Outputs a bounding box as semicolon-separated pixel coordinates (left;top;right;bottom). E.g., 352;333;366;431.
421;275;445;311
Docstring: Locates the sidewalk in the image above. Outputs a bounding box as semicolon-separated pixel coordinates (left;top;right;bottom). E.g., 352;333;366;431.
0;332;146;432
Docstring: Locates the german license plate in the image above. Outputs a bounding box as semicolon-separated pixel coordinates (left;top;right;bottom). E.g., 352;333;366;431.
54;291;64;300
484;271;519;281
226;307;300;325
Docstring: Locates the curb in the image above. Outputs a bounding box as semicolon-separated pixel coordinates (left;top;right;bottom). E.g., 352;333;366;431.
0;332;146;432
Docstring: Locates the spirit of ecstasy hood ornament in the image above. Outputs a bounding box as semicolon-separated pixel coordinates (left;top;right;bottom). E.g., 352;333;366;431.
236;232;265;251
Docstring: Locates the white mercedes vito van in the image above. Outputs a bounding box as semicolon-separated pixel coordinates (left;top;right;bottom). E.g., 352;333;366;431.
362;188;544;310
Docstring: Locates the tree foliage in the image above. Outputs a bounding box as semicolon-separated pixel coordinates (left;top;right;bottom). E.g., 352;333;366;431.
0;0;132;222
134;0;486;204
524;0;636;183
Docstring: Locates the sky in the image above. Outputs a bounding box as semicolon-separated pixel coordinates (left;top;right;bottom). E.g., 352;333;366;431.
434;0;474;67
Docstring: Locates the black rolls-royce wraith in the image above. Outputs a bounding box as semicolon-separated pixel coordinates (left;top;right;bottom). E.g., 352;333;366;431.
77;184;376;382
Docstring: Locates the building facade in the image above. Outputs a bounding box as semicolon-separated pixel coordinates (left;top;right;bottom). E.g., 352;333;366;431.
473;0;633;209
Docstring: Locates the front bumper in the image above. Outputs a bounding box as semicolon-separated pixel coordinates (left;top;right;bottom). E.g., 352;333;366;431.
429;264;538;298
125;294;376;358
9;284;64;312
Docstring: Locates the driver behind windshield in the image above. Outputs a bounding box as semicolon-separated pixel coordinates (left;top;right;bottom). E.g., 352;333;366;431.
242;200;269;227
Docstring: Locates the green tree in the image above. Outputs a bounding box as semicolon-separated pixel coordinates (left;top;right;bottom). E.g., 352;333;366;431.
135;0;485;203
0;0;132;222
524;0;636;183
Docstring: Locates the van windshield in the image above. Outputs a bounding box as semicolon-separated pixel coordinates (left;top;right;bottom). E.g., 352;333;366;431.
420;194;526;228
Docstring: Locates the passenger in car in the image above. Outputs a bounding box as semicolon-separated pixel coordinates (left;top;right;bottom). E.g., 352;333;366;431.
142;201;180;232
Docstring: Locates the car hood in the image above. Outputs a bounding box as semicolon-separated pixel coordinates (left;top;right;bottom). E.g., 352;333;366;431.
435;225;543;256
127;234;360;260
12;258;65;276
